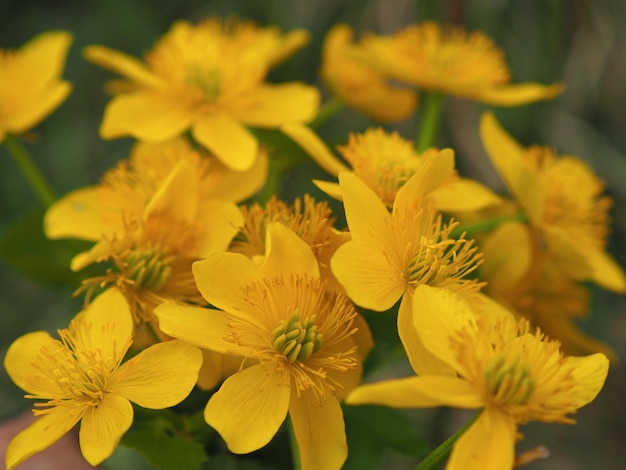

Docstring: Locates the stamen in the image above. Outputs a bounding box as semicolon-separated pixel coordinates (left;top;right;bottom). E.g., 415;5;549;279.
271;310;324;363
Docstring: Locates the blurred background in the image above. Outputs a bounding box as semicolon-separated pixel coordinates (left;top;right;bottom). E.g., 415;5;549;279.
1;0;625;468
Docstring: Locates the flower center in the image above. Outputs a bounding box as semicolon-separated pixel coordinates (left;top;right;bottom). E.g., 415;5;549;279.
484;355;535;406
186;66;221;100
272;310;323;363
125;247;173;292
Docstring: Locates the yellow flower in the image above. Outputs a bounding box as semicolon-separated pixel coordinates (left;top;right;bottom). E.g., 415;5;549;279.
331;169;485;375
321;24;418;122
155;223;372;470
480;111;626;292
347;285;609;470
0;31;72;142
84;18;319;170
3;288;202;469
353;21;563;106
230;194;350;293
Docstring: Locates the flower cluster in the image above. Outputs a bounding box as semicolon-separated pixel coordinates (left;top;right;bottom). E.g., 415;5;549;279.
1;15;620;470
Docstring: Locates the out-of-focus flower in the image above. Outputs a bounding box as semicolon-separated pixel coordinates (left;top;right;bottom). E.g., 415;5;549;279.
480;111;626;292
348;285;609;470
84;18;319;170
3;288;202;469
353;22;563;106
321;24;418;122
0;31;72;142
155;223;372;470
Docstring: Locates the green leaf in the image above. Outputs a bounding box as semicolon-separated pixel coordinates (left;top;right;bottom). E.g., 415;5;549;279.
0;207;94;285
202;453;275;470
121;409;209;470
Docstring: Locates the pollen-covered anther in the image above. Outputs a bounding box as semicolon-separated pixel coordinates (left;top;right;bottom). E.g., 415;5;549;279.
125;248;173;292
271;310;324;363
484;356;536;406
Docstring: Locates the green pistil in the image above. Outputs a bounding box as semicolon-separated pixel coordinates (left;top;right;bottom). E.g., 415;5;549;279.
125;249;172;292
186;67;221;100
484;356;535;405
272;310;323;363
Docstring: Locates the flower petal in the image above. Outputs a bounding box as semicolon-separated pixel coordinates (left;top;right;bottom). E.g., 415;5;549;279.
44;187;110;241
5;407;79;470
192;112;258;171
428;178;503;212
312;180;343;201
542;225;592;280
79;394;133;466
83;45;162;88
289;390;347;470
563;353;609;408
111;339;201;408
100;92;192;141
262;222;319;279
447;410;516;470
205;364;290;454
143;160;198;223
234;83;319;127
193;199;244;257
469;82;564;106
153;303;235;354
587;250;626;293
347;376;482;409
205;148;268;202
7;81;72;133
20;31;72;88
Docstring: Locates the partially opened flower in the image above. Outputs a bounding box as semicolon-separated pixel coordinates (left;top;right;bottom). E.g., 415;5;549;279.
480;111;626;292
0;31;72;142
155;223;373;470
347;285;609;470
353;21;563;106
3;288;202;469
84;18;319;170
321;24;418;122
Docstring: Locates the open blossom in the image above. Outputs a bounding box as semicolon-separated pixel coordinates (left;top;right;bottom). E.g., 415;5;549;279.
0;31;72;142
155;223;372;470
347;285;609;470
84;18;319;170
3;288;202;469
352;21;563;105
480;111;626;292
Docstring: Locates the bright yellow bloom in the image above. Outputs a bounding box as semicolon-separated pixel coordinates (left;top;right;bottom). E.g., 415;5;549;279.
480;112;626;292
0;31;72;142
353;22;563;106
321;24;418;122
155;223;372;470
84;18;319;170
347;285;609;470
3;288;202;469
230;194;350;293
331;169;484;375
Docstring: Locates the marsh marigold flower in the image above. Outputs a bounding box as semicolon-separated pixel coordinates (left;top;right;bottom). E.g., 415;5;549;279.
3;288;202;469
480;111;626;292
84;18;319;170
0;31;72;142
347;285;609;470
155;223;373;470
353;21;563;106
321;24;418;122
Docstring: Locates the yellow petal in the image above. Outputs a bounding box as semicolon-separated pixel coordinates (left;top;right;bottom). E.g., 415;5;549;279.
289;390;347;470
428;178;503;212
205;148;268;202
542;226;592;280
262;222;320;279
83;45;162;88
100;92;192;141
398;294;455;376
193;199;243;257
192;252;257;314
5;407;80;470
79;394;133;466
111;339;201;408
192;112;258;171
563;353;609;408
469;82;564;106
4;331;60;397
153;303;236;354
20;31;72;88
480;112;544;221
347;376;482;409
233;83;319;127
394;149;455;208
44;187;109;241
331;240;405;311
281;122;349;176
447;410;516;470
7;81;72;133
143;160;198;223
196;348;227;390
205;364;290;454
587;250;626;293
312;179;343;201
70;239;112;271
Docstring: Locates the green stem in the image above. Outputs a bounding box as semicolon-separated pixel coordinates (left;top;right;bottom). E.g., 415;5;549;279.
416;91;444;152
287;416;301;470
450;213;529;239
309;96;344;129
4;134;56;207
414;409;483;470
